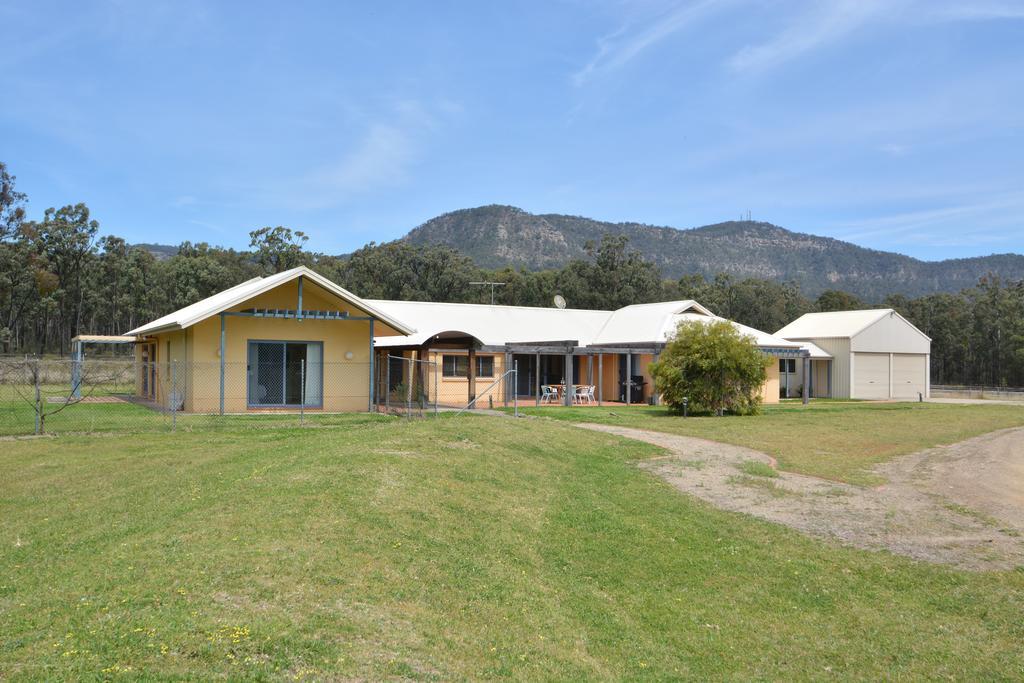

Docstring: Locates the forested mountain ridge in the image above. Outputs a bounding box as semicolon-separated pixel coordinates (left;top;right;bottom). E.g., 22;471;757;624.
402;205;1024;300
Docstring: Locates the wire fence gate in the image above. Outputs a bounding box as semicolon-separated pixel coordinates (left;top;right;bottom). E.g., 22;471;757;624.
377;354;439;418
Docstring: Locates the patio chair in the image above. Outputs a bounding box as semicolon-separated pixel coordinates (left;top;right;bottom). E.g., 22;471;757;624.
573;385;589;404
541;385;559;404
583;385;596;404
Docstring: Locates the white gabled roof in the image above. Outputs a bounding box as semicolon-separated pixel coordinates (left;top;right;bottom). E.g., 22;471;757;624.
126;266;415;336
775;308;899;340
369;298;802;352
590;301;713;345
798;340;832;359
366;300;610;348
669;312;805;350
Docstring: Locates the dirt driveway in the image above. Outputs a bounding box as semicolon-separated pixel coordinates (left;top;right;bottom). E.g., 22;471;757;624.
579;423;1024;571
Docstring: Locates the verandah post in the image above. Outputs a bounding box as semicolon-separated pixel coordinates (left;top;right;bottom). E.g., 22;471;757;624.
368;319;375;412
171;359;177;431
626;353;632;405
219;313;225;416
564;351;573;406
535;352;540;407
597;354;603;406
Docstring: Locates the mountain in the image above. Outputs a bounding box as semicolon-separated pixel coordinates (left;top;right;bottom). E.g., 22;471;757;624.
403;205;1024;300
132;242;178;260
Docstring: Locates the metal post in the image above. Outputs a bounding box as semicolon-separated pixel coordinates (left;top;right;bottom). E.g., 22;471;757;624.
33;360;41;435
219;313;225;416
171;359;177;431
300;359;305;425
514;360;519;418
407;356;413;419
598;354;603;406
535;352;541;407
433;356;439;415
504;352;512;407
802;355;810;405
468;347;477;410
71;339;82;399
368;320;375;411
626;353;632;405
564;352;573;406
386;354;391;412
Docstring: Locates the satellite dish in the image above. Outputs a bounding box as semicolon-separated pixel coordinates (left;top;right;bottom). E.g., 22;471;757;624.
553;295;567;309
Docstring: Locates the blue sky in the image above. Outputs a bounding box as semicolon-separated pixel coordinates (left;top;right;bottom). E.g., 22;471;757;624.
2;0;1023;260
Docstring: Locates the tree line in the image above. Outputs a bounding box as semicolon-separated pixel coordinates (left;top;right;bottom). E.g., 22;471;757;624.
1;161;1021;386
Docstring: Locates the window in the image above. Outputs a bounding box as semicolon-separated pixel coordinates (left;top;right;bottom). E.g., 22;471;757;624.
443;355;469;377
442;354;495;378
779;358;796;373
247;341;322;407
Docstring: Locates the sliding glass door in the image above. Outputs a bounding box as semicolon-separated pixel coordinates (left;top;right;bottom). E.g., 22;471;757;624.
247;340;323;407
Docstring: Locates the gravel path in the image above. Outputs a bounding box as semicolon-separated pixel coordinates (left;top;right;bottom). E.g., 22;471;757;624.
578;423;1024;571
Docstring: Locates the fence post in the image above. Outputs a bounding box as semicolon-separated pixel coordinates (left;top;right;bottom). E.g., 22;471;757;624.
300;359;305;426
433;357;438;415
407;356;413;419
385;356;391;413
514;360;519;418
33;359;41;435
171;360;177;432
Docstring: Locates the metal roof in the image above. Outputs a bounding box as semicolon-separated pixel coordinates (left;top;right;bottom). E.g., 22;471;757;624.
366;300;610;348
125;266;416;336
369;299;803;351
774;308;899;340
798;340;832;359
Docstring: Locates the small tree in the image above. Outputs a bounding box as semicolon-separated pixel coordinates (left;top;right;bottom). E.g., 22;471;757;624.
649;320;769;416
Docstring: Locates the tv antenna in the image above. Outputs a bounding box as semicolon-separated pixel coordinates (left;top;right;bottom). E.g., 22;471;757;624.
470;281;506;305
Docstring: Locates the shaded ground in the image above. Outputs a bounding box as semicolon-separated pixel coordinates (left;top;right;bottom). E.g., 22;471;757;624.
579;423;1024;571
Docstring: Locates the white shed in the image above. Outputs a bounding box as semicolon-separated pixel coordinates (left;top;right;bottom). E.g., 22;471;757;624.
775;309;931;400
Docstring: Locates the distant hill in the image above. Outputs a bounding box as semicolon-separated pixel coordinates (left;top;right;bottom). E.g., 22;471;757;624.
403;205;1024;300
132;242;178;260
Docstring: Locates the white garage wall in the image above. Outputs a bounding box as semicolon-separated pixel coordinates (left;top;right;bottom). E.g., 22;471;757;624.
850;312;930;354
853;352;891;399
892;354;927;398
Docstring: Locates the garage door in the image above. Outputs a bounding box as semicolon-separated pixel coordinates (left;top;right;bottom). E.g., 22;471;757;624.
854;353;890;399
892;354;927;399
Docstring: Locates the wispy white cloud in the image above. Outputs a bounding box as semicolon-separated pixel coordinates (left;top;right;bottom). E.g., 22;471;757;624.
572;0;726;86
728;0;891;73
268;99;456;210
879;143;909;157
829;192;1024;245
312;123;415;197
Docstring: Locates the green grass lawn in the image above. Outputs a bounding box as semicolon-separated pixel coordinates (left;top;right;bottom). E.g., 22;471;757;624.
508;401;1024;485
3;415;1024;680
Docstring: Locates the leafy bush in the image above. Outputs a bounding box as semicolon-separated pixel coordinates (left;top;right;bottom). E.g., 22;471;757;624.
649;320;769;416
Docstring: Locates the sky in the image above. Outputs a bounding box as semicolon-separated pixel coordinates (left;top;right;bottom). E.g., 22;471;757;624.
2;0;1023;261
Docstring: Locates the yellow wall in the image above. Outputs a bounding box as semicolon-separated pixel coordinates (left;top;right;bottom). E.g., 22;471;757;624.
141;278;404;413
425;350;506;407
762;361;780;404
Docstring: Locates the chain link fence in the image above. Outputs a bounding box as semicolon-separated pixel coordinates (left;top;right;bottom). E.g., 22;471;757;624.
0;357;378;436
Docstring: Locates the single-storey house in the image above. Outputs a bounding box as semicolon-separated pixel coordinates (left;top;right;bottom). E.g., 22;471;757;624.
775;309;931;399
123;267;414;412
114;266;824;412
367;299;813;408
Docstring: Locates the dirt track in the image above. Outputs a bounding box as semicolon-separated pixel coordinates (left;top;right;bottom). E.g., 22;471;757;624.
579;423;1024;571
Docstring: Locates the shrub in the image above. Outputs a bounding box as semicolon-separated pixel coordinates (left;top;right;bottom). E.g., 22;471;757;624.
649;320;769;416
